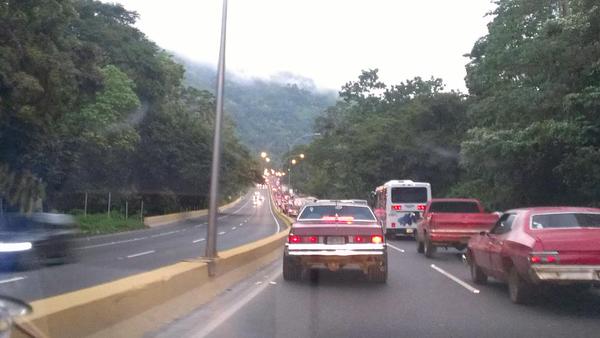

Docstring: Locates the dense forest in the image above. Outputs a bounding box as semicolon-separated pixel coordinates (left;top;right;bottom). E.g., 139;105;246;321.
179;58;336;159
293;0;600;210
0;0;259;214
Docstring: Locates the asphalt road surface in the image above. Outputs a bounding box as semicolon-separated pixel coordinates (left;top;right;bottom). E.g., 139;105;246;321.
0;187;283;301
152;238;600;338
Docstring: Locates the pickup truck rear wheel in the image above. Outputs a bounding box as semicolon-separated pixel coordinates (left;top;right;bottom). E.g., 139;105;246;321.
424;237;436;258
283;256;302;281
508;267;533;304
416;233;424;253
368;252;388;283
469;260;487;285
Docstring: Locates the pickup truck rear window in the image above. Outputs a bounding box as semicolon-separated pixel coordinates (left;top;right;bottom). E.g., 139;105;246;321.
298;205;376;221
391;187;428;203
531;213;600;229
429;202;480;213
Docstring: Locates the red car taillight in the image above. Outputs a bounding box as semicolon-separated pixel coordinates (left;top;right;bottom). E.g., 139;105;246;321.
288;234;301;243
392;205;402;211
529;252;559;264
353;235;365;243
308;236;318;243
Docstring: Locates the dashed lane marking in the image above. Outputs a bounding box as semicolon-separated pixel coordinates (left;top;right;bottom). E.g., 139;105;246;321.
430;264;480;294
0;276;26;285
126;250;156;259
387;243;405;253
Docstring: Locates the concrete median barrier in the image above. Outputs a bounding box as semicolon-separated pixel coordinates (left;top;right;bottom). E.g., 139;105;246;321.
13;229;287;338
144;196;242;228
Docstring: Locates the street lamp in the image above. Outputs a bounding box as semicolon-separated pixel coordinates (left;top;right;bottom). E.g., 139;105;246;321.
265;157;271;163
299;153;305;159
291;159;297;165
260;151;267;159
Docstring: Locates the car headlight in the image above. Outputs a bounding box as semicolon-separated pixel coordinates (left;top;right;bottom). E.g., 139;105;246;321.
0;242;33;252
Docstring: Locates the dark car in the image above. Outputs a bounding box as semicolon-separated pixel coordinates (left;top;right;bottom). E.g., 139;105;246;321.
0;212;79;270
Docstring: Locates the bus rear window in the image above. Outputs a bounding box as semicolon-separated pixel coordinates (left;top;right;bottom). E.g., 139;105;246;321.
391;187;428;203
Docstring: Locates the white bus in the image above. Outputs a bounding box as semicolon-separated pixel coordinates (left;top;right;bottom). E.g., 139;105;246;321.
374;180;432;238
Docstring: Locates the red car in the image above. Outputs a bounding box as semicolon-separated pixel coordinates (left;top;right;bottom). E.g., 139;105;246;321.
467;207;600;304
283;201;387;282
416;198;498;257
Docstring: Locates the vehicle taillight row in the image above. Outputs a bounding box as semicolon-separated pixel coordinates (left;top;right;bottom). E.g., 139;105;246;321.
529;252;559;264
392;205;426;211
288;234;384;244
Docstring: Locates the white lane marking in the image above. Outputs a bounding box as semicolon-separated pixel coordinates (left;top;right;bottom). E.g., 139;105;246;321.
218;231;226;235
193;238;206;243
387;243;405;253
191;269;282;338
151;230;179;238
232;227;237;230
430;264;480;294
126;250;156;259
267;193;281;233
0;276;26;285
77;236;149;250
218;196;252;220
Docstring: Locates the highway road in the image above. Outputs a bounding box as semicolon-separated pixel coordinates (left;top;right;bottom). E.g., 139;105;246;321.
0;187;284;301
152;238;600;338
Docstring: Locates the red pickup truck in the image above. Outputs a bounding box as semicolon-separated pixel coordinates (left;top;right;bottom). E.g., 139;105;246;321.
416;198;498;258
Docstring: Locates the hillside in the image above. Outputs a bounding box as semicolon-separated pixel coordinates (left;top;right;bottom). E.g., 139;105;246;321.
177;58;337;160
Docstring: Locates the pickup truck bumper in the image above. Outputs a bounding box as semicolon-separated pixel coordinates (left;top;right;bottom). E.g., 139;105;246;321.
285;244;386;272
530;264;600;283
429;229;487;246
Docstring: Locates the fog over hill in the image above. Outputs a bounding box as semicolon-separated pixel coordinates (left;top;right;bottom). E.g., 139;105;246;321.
175;56;337;159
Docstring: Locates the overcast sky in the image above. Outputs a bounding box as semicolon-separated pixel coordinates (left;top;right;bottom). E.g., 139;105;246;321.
109;0;496;92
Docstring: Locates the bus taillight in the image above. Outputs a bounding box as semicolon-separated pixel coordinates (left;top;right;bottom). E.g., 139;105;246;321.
392;205;402;211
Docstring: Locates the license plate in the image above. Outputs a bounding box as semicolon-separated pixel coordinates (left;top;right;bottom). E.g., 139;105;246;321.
327;236;345;245
406;229;414;234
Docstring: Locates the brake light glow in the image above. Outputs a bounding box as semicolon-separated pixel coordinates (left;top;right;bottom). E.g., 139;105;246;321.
354;235;365;243
308;236;318;243
529;252;559;264
371;235;384;244
392;205;402;211
288;234;301;243
417;205;426;211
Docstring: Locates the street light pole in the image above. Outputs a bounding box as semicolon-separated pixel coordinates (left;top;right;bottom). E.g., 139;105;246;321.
205;0;228;273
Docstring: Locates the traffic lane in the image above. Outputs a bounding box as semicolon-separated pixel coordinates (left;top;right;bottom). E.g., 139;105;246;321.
192;241;600;338
0;191;278;301
68;191;254;250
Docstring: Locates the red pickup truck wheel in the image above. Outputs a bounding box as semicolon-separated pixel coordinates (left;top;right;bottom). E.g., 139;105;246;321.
424;237;436;258
415;233;424;253
283;256;302;281
508;267;533;304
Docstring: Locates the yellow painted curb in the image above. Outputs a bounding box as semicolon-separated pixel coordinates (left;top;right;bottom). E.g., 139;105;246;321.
144;196;242;228
13;230;287;338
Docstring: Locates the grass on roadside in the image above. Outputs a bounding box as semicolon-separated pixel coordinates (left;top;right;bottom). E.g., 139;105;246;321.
75;213;146;235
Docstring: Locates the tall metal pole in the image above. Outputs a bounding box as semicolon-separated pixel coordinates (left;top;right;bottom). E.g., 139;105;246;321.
205;0;228;270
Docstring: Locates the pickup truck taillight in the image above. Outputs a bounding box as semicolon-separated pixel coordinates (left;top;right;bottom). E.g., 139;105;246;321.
529;251;559;264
